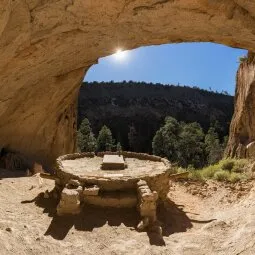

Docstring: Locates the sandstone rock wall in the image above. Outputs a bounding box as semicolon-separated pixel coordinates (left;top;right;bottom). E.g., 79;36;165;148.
226;52;255;158
1;0;255;166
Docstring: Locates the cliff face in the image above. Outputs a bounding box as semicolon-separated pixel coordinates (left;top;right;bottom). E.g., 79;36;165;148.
226;52;255;158
1;1;255;166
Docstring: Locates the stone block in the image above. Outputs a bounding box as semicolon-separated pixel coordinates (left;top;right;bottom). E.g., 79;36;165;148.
83;185;100;196
57;188;81;216
102;155;125;170
137;179;158;225
137;180;147;187
68;179;81;187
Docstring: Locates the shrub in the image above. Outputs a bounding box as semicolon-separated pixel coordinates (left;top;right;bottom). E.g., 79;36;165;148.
221;159;235;171
181;159;250;183
239;55;247;63
232;159;248;173
229;173;242;183
214;170;231;181
201;165;219;178
188;170;204;182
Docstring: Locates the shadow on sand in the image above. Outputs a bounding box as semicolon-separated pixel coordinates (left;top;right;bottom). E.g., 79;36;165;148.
22;193;216;246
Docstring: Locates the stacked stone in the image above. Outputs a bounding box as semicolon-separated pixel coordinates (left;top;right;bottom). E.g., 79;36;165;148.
83;185;100;196
137;180;158;230
56;179;83;216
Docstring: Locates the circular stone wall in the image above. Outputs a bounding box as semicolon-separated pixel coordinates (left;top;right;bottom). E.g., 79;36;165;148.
56;152;172;201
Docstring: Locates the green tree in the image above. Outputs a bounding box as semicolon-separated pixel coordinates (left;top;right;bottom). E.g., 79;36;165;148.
178;122;205;168
77;118;96;152
152;117;180;163
222;135;229;149
152;117;206;168
205;126;222;164
97;125;114;151
76;130;84;152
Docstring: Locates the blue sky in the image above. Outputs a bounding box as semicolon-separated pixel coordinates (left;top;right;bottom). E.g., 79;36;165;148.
85;43;247;95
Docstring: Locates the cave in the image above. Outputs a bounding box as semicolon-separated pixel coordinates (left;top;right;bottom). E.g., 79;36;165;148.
1;1;255;167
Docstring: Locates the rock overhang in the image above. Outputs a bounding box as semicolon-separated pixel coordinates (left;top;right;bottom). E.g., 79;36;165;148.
0;1;255;165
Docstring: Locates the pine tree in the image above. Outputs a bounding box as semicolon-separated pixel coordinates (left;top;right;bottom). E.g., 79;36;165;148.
97;125;114;151
205;126;222;164
76;130;84;152
77;118;96;152
152;116;180;162
178;122;205;168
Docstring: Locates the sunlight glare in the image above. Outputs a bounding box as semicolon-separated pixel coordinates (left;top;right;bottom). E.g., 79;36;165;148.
114;49;128;61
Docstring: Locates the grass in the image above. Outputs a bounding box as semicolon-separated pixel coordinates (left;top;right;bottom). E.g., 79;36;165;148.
183;158;250;183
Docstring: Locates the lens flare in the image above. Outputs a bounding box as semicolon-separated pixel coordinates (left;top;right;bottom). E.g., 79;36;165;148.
114;49;128;61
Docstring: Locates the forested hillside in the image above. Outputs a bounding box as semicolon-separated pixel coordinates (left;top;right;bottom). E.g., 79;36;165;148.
78;81;234;153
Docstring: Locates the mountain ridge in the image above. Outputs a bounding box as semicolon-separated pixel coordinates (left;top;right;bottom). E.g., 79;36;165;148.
78;81;234;152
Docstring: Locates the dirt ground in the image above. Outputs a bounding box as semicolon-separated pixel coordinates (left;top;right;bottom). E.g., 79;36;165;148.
0;169;254;255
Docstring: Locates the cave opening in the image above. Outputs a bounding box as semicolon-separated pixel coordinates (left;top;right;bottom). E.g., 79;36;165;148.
79;43;247;157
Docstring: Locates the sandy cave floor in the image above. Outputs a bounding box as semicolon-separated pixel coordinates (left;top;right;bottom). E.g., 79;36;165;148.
0;169;254;255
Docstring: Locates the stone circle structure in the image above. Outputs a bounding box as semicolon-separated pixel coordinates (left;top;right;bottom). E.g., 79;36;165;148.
1;1;255;166
53;151;172;229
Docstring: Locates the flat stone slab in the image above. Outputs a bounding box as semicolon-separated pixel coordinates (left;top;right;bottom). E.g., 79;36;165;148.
102;155;125;170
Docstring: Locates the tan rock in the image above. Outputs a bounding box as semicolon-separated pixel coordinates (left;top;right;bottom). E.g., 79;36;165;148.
1;1;255;165
68;179;81;188
56;188;81;216
226;53;255;159
83;185;100;196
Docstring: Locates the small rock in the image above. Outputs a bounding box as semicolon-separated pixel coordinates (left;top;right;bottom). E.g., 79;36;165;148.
192;190;198;195
29;185;36;190
5;227;12;232
184;182;189;187
237;192;242;198
235;186;241;191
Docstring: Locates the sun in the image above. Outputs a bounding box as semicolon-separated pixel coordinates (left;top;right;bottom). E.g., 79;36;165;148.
114;49;128;61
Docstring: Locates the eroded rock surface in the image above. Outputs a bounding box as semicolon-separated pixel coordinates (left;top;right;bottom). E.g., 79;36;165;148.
1;1;255;165
226;52;255;158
